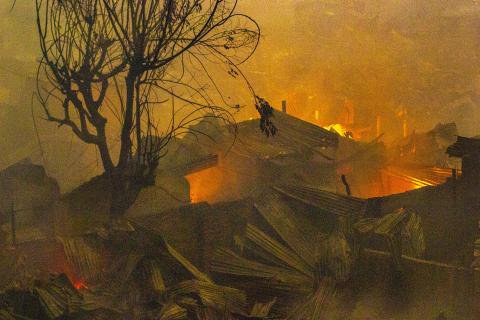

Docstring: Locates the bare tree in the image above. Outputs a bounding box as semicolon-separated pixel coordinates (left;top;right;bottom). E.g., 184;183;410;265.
35;0;267;218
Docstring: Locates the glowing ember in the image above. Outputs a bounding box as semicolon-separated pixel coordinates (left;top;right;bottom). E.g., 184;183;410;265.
74;280;88;290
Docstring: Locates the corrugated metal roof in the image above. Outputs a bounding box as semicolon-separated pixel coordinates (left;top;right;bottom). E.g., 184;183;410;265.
383;165;454;187
162;112;339;163
273;185;367;217
253;191;316;269
166;154;219;176
232;112;339;159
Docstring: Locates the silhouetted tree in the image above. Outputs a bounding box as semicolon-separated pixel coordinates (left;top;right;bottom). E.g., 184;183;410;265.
35;0;265;218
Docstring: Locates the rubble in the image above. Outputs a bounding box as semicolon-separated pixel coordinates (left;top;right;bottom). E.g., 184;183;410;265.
0;116;478;319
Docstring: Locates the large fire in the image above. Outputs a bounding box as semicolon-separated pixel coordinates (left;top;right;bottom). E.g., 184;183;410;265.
324;123;353;138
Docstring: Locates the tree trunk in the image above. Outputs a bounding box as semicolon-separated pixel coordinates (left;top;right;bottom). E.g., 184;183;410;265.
97;126;114;173
117;73;136;170
135;78;142;164
109;171;143;218
110;172;127;218
110;72;142;219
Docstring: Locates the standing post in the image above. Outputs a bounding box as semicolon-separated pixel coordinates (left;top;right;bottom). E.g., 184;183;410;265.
341;174;351;196
281;100;287;113
10;202;16;247
452;168;457;181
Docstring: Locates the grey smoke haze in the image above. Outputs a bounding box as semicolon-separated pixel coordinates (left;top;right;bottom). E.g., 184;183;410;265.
1;0;480;190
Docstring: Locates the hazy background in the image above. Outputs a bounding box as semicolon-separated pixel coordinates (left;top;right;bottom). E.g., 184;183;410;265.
2;0;480;191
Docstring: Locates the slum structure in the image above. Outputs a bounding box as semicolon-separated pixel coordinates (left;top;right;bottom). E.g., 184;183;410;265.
0;119;479;319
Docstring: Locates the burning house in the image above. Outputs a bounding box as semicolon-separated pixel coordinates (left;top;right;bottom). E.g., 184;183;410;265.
182;111;340;203
169;110;391;204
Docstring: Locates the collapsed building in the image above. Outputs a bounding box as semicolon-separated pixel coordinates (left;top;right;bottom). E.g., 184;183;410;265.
156;111;386;205
0;113;479;319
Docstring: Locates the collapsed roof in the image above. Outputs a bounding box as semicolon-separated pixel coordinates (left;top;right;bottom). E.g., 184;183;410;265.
169;111;340;163
230;112;339;160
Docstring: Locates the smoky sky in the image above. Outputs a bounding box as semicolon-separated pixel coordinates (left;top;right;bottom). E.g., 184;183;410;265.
1;0;480;190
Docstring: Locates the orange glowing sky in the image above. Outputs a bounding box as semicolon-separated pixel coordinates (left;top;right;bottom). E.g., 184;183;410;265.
1;0;480;191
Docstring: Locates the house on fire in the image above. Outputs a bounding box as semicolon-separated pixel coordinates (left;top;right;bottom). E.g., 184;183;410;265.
150;110;386;208
179;111;341;205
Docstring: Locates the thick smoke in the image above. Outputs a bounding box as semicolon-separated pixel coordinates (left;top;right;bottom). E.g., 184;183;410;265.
2;0;480;190
239;0;480;141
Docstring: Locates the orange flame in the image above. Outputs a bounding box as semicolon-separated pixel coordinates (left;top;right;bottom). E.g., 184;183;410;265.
186;164;233;203
73;280;88;290
324;123;354;139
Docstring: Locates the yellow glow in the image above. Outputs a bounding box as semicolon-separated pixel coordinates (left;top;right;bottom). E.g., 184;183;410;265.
324;123;352;138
